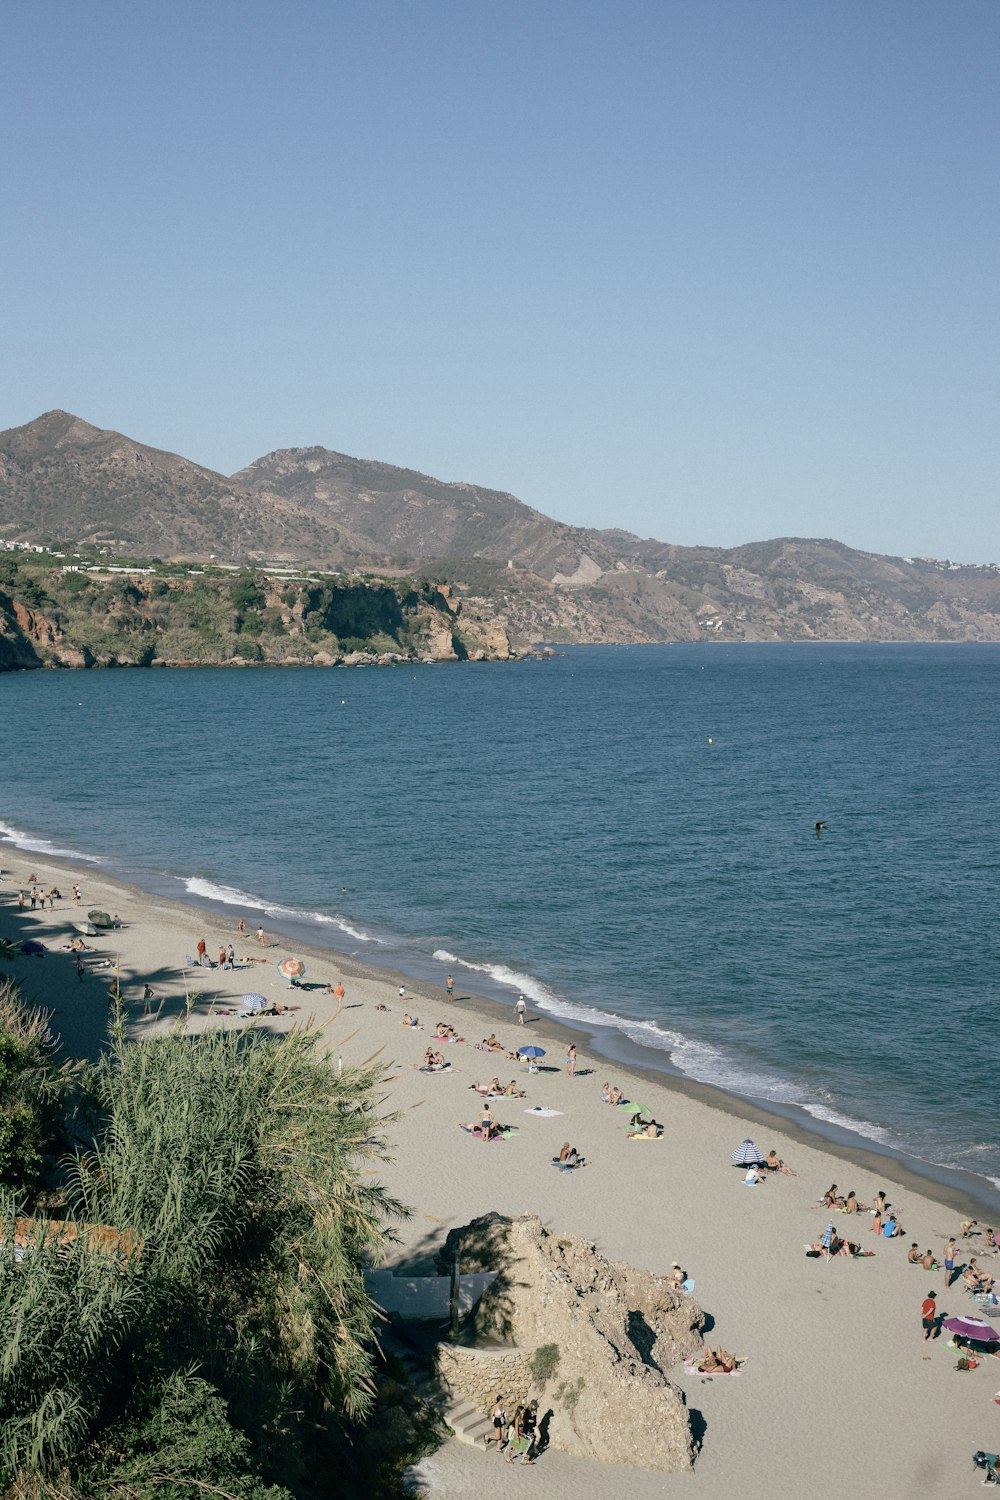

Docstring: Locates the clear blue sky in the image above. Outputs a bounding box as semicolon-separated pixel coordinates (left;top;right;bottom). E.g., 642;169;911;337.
4;1;997;560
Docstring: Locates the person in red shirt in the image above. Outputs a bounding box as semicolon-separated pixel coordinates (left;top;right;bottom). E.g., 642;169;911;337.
921;1290;938;1341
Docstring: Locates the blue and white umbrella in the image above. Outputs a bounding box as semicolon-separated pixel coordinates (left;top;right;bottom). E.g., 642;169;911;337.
517;1045;545;1059
241;993;268;1013
730;1138;764;1167
819;1222;835;1249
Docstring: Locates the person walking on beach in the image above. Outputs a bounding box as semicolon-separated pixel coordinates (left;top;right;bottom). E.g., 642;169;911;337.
921;1289;938;1341
566;1044;577;1076
256;926;266;946
218;945;227;970
446;973;454;999
515;995;527;1024
72;884;81;904
399;985;406;1003
334;981;345;1005
17;890;24;911
238;918;246;938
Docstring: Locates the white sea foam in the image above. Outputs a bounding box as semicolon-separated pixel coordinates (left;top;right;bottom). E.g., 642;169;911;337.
0;819;101;863
430;944;958;1164
183;877;382;944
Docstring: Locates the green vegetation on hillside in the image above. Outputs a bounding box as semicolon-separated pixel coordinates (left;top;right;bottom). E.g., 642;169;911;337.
0;552;477;667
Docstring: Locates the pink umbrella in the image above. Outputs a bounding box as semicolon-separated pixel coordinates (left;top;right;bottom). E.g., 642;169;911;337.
943;1315;999;1343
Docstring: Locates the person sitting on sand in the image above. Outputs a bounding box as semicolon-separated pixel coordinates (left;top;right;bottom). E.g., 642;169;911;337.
843;1190;863;1214
601;1082;612;1103
666;1263;686;1287
765;1149;797;1176
401;1013;419;1028
920;1248;938;1270
608;1086;624;1106
873;1190;889;1216
961;1218;978;1238
822;1184;841;1208
504;1079;525;1098
871;1210;883;1235
628;1119;663;1139
964;1259;994;1293
882;1216;904;1239
743;1164;766;1185
907;1243;922;1265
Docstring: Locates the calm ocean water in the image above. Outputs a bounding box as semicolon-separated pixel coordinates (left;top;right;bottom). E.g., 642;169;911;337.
2;645;998;1204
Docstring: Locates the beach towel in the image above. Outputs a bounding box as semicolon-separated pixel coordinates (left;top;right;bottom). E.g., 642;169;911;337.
524;1107;563;1116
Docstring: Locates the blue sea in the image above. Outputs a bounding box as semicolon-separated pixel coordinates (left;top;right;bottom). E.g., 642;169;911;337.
2;645;998;1208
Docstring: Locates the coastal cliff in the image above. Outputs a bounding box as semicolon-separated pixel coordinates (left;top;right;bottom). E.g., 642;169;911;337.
5;411;1000;646
0;560;519;671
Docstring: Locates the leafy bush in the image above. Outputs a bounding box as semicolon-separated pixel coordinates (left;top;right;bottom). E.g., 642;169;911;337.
530;1343;560;1385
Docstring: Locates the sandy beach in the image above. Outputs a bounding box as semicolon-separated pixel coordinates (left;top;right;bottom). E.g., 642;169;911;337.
1;848;997;1499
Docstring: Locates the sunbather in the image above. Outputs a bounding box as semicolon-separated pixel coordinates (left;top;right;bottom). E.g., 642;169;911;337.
696;1345;737;1373
627;1119;663;1138
765;1149;797;1176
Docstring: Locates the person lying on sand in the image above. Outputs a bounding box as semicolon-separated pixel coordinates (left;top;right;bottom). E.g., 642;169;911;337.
460;1120;505;1141
469;1078;503;1096
765;1149;797;1176
664;1263;686;1287
627;1119;663;1138
696;1346;738;1373
375;1003;390;1012
401;1014;420;1028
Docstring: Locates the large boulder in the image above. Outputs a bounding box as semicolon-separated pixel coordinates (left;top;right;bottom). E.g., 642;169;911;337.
438;1212;703;1472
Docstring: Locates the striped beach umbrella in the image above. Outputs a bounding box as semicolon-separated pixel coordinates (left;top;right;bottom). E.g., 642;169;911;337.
943;1315;1000;1344
730;1138;764;1167
277;957;305;983
242;993;268;1013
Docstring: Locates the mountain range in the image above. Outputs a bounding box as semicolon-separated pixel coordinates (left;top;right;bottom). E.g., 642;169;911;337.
3;408;1000;644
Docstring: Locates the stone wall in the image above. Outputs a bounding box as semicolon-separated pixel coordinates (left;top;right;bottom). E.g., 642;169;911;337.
435;1344;534;1415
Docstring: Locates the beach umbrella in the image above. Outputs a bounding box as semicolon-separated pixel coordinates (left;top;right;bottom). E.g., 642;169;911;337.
517;1045;545;1058
617;1101;651;1116
730;1138;765;1167
819;1223;835;1249
277;958;306;983
241;993;268;1013
943;1315;1000;1344
88;909;113;928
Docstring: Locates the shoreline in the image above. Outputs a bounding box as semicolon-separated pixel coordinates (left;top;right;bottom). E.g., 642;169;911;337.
2;842;998;1498
2;831;997;1221
2;831;998;1222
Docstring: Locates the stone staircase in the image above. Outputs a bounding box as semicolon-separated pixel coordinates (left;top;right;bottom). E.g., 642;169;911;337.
441;1396;494;1448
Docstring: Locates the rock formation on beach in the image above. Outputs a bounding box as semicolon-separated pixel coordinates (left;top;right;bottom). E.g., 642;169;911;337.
435;1212;703;1472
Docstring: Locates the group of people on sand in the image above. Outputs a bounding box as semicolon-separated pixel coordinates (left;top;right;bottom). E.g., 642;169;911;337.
552;1142;586;1170
423;1047;448;1070
694;1345;740;1374
484;1396;542;1464
434;1020;465;1042
470;1077;525;1098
